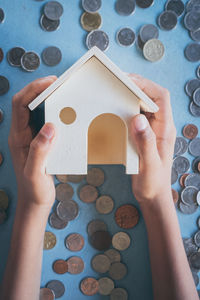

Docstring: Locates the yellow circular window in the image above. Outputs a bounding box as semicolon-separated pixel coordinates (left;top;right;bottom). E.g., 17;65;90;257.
59;107;76;125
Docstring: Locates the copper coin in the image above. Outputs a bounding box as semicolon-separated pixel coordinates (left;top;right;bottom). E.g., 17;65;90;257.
115;204;139;229
90;230;112;251
67;175;86;183
53;259;68;274
80;277;99;296
0;189;9;210
87;219;108;236
86;167;105;187
67;256;84;274
179;173;189;187
0;48;3;63
198;162;200;173
171;188;179;204
56;183;74;201
65;233;85;251
0;152;3;166
79;184;98;203
56;175;68;183
183;124;198;139
0;108;3;123
39;287;55;300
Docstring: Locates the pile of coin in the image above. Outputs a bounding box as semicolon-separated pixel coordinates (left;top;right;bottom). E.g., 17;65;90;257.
185;77;200;117
0;189;9;225
40;1;63;32
7;47;40;72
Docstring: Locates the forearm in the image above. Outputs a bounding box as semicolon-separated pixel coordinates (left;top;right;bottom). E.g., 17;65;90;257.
140;194;198;300
1;198;50;300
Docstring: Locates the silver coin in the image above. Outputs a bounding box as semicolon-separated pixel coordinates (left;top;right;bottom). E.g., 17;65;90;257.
189;138;200;156
112;231;131;251
46;280;65;298
49;211;68;229
190;28;200;42
197;65;200;79
21;52;40;72
42;46;62;66
184;12;200;31
0;76;10;95
179;201;198;214
104;249;121;263
116;27;135;47
183;238;198;256
193;87;200;106
87;219;107;236
115;0;136;16
173;156;190;174
192;156;200;172
139;24;159;44
44;1;63;21
143;39;165;62
82;0;102;13
192;271;199;286
185;173;200;189
110;288;128;300
185;43;200;62
7;47;26;67
194;230;200;247
197;191;200;205
185;78;200;97
165;0;185;17
86;30;109;51
40;14;60;31
171;166;178;184
91;254;111;273
136;0;154;9
190;101;200;116
56;199;79;221
98;277;114;296
95;195;114;214
189;252;200;270
109;262;127;280
186;0;200;12
174;137;188;156
181;186;198;205
0;8;5;23
158;11;177;30
137;34;145;50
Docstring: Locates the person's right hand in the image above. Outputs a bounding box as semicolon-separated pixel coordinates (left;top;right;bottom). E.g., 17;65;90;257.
129;74;176;205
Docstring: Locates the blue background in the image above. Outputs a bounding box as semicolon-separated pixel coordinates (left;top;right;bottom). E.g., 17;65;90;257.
0;0;200;299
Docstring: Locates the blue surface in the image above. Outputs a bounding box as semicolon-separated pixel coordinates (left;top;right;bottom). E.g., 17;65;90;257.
0;0;200;299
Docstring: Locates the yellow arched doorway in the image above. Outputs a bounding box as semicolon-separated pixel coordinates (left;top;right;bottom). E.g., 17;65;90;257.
88;113;127;165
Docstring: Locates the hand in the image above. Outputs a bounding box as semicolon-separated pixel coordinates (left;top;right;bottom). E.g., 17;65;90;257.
129;74;176;204
8;76;57;210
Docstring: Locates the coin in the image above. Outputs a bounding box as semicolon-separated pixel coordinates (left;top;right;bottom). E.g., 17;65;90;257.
0;108;3;123
0;190;9;210
110;288;128;300
181;186;198;206
189;138;200;156
44;1;63;21
104;249;121;263
185;173;200;189
43;231;57;250
171;166;178;184
56;183;74;201
179;173;189;187
184;12;200;31
49;211;68;229
95;195;114;214
67;175;86;183
186;0;200;12
173;156;190;174
139;24;159;44
67;256;84;274
0;76;9;95
197;191;200;205
109;262;127;280
91;254;111;273
116;28;135;47
183;124;198;139
90;230;112;250
79;184;98;203
56;199;79;221
0;8;5;23
136;0;154;8
0;209;6;225
165;0;185;17
39;287;55;300
194;231;200;247
86;167;105;186
112;232;131;251
185;43;200;62
171;188;179;204
192;157;200;173
190;28;200;42
40;14;60;31
98;277;114;296
189;252;200;270
183;238;198;256
158;11;177;30
185;78;200;97
82;0;102;13
0;49;4;63
174;137;188;156
42;46;62;66
7;47;26;67
143;39;165;62
190;101;200;116
46;280;65;298
115;204;139;229
179;201;198;214
87;219;108;236
53;259;68;274
21;52;40;72
193;87;200;106
192;271;199;286
81;12;102;31
86;30;109;51
80;277;99;296
65;233;84;251
137;34;145;49
56;175;68;183
115;0;136;16
197;65;200;78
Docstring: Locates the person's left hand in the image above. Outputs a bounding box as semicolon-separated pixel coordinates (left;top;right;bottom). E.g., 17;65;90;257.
8;76;57;210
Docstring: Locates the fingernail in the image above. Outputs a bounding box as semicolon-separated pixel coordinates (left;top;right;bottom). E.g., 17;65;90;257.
43;75;57;81
40;124;55;140
134;114;148;132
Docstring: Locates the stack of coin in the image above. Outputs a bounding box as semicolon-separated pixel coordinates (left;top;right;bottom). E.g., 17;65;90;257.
7;47;40;72
0;189;9;225
40;1;63;32
185;78;200;117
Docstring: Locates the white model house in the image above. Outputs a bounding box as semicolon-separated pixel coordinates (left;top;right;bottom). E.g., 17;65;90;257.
29;46;158;175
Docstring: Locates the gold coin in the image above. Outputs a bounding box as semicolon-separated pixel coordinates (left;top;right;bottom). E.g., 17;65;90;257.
0;190;9;210
81;12;102;32
44;231;57;250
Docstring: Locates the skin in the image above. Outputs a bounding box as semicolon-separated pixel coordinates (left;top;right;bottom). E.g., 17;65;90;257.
0;74;198;300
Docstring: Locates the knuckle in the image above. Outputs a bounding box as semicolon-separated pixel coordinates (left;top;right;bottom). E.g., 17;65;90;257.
12;93;20;108
30;139;40;152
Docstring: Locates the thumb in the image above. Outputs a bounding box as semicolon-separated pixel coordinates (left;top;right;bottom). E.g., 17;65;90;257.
130;114;159;169
25;123;56;176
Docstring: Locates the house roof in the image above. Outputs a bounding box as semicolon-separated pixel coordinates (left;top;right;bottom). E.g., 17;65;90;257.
28;46;159;113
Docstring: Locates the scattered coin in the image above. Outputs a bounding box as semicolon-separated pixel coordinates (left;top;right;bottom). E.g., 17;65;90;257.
136;0;154;8
139;24;159;44
115;0;136;16
189;252;200;270
49;211;68;229
186;0;200;12
171;166;178;184
197;191;200;205
0;8;5;23
42;46;62;66
115;204;139;229
171;188;179;204
81;12;102;31
137;34;145;49
86;30;109;51
197;65;200;79
110;288;128;300
183;124;198;139
53;259;68;274
112;231;131;251
185;43;200;62
189;138;200;156
98;277;114;296
87;219;108;236
21;51;40;72
79;184;98;203
0;76;9;95
192;156;200;172
0;108;3;123
174;137;188;156
190;101;200;116
0;190;9;210
143;39;165;62
43;231;57;250
0;209;6;225
56;199;79;221
194;231;200;247
0;49;4;63
56;183;74;201
183;238;198;256
86;167;105;186
190;28;200;42
104;249;121;263
7;47;25;67
184;12;200;31
44;1;63;21
192;271;199;286
92;254;111;273
90;230;112;250
65;233;84;251
67;256;84;274
185;173;200;189
179;173;189;187
40;14;60;32
80;277;99;296
82;0;102;13
179;201;198;214
165;0;185;17
173;156;190;174
46;280;65;298
116;28;135;47
39;287;55;300
181;186;198;206
95;195;114;214
158;11;177;30
185;78;200;97
109;262;127;280
193;87;200;106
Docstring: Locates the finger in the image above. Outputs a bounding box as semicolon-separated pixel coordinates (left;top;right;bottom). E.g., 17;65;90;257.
24;123;56;176
11;76;57;132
